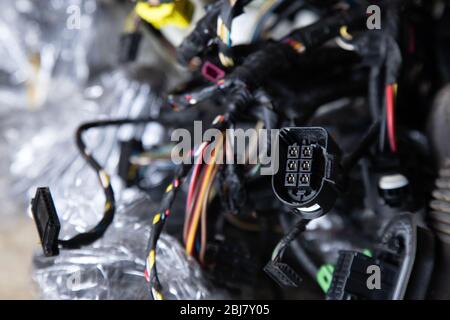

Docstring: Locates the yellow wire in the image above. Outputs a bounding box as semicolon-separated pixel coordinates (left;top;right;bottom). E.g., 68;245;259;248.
186;134;223;255
199;165;219;264
339;25;353;41
124;10;138;33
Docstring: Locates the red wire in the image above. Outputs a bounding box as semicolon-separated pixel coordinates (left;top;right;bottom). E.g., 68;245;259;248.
184;143;208;243
187;160;203;210
187;143;209;207
386;84;397;153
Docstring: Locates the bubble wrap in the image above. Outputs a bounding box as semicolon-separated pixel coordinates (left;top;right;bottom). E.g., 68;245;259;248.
0;65;166;220
0;0;122;111
32;194;224;300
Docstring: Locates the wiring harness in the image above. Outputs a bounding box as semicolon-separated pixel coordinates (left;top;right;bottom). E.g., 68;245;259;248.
30;0;450;300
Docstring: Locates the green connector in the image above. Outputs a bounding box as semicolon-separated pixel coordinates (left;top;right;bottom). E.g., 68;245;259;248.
316;264;334;293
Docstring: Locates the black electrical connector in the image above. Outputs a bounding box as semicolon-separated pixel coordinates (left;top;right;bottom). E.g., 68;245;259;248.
206;238;258;290
176;1;221;66
264;218;308;288
272;127;342;219
31;187;61;257
119;32;142;63
31;117;161;255
327;251;398;300
264;261;302;288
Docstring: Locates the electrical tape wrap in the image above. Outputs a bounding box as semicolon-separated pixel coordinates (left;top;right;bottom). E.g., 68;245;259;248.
176;2;222;66
216;0;248;67
176;0;252;66
228;42;298;91
226;5;368;93
284;6;367;51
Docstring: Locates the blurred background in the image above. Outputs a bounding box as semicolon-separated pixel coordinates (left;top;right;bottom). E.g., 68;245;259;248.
0;0;285;299
0;0;119;299
0;0;239;300
0;0;155;299
0;215;37;298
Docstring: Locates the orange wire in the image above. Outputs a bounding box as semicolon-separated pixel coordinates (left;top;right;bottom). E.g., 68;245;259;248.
386;84;397;153
184;167;206;244
200;165;219;264
186;134;223;256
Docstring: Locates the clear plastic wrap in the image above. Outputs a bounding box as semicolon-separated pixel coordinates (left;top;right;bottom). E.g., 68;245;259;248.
0;65;166;220
5;59;220;299
0;0;215;300
32;194;224;300
0;0;123;219
0;0;123;112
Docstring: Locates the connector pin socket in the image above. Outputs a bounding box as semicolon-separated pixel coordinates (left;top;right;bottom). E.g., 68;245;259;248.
300;160;311;172
285;173;297;187
287;160;298;172
299;174;310;186
301;146;313;158
272;127;342;219
288;145;300;158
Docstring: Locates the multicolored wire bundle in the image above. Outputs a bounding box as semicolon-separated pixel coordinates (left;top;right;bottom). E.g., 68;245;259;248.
184;132;224;263
145;114;226;300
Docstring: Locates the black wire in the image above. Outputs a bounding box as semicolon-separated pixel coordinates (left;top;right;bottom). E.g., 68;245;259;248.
279;214;318;279
368;66;381;121
146;115;229;299
272;218;310;263
264;0;306;34
284;5;367;49
379;89;388;152
341;120;381;173
58;117;158;249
